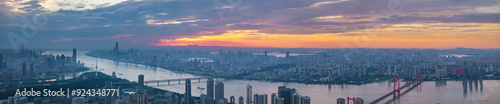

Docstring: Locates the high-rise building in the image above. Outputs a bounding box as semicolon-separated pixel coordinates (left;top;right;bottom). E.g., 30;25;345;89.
278;86;293;104
72;48;77;63
262;94;268;104
215;82;224;103
253;94;268;104
217;98;228;104
285;52;290;58
138;74;144;86
230;96;235;104
337;98;345;104
302;96;310;104
13;96;27;104
254;94;259;104
105;81;113;104
239;96;244;104
115;42;119;53
201;94;214;104
136;87;148;104
22;63;26;77
207;78;215;101
292;93;300;104
247;85;252;104
185;79;192;104
355;98;363;104
264;51;267;56
271;93;277;104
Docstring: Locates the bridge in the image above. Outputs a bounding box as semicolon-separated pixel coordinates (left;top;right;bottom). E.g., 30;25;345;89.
346;71;422;104
143;76;224;86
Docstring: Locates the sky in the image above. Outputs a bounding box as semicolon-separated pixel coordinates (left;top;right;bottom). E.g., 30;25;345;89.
0;0;499;49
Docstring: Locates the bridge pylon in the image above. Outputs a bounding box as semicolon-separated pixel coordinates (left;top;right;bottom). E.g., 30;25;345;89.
393;78;400;97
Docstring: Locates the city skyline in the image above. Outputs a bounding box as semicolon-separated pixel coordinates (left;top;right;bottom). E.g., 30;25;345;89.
0;0;499;49
1;0;500;104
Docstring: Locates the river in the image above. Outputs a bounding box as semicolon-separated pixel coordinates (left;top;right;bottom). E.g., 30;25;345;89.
44;51;500;104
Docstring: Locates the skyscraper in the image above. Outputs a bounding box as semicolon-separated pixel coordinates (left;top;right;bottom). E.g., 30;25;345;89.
115;42;119;53
207;78;214;101
185;79;192;104
239;96;244;104
254;94;259;104
72;48;77;63
271;93;277;104
264;51;267;56
230;96;235;104
292;93;300;104
278;86;293;104
303;96;310;104
138;74;144;86
247;85;252;104
337;98;345;104
260;94;268;104
215;82;224;103
285;52;290;58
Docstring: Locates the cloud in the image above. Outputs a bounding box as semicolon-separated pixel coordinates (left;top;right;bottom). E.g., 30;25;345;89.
1;0;500;49
50;37;92;42
106;34;133;38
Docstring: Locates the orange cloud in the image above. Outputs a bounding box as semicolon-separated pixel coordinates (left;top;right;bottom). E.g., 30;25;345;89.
151;23;500;48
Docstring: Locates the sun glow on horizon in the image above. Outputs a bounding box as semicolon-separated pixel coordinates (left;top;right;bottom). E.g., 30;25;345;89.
151;23;500;49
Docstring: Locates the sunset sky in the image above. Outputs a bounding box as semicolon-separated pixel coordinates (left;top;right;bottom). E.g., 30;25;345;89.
0;0;499;49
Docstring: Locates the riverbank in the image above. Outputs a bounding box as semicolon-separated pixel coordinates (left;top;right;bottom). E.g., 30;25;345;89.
86;53;401;85
0;72;190;103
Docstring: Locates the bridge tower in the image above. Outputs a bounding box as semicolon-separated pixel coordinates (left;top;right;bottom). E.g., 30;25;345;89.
347;97;356;104
393;78;400;97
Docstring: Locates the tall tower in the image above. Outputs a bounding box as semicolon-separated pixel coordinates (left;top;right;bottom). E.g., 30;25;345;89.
215;82;224;103
207;78;214;100
115;42;119;53
247;85;252;104
72;48;77;63
285;52;290;58
264;51;267;56
185;79;192;104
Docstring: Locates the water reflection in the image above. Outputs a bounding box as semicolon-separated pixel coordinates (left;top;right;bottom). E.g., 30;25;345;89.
42;51;500;104
462;79;484;95
435;80;447;87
